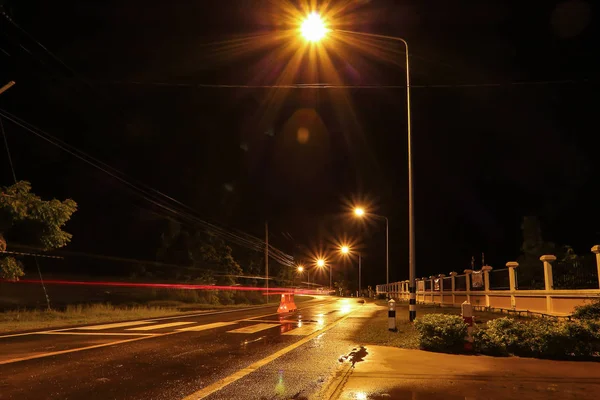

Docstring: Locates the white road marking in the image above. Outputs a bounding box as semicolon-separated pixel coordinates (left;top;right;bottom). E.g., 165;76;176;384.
38;331;155;336
0;334;169;365
74;321;153;330
226;323;280;334
127;322;195;331
176;322;237;332
0;298;326;339
0;300;334;365
282;324;322;336
237;319;294;324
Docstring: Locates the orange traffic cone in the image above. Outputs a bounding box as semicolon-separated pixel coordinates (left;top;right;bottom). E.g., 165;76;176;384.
277;293;297;313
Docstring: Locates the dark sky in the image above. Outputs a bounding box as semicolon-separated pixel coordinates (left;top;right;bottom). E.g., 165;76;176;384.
0;0;598;287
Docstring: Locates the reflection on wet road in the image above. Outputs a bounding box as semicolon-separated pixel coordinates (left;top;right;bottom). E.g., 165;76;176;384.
0;296;364;399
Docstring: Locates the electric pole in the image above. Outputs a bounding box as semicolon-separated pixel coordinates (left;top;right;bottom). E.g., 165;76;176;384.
265;221;269;304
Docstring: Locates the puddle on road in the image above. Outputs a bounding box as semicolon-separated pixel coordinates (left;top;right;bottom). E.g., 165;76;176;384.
339;346;368;367
241;335;266;347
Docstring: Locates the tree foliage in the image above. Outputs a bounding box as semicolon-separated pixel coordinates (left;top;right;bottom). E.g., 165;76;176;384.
156;221;244;284
0;181;77;280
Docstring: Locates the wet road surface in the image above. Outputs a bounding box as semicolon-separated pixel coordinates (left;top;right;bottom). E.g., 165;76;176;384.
0;296;364;399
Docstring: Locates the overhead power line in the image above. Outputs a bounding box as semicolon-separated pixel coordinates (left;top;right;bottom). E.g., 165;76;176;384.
108;79;594;90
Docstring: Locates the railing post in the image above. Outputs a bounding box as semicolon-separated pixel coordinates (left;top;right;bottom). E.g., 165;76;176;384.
592;245;600;289
464;269;473;303
540;255;556;314
438;274;446;305
450;271;457;305
482;265;493;307
540;255;556;291
429;276;435;304
506;261;519;308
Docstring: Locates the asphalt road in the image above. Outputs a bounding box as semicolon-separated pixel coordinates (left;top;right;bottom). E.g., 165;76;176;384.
0;296;366;399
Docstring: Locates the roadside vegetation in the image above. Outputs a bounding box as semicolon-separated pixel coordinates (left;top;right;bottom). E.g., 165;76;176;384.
0;303;184;333
358;298;600;359
354;301;500;350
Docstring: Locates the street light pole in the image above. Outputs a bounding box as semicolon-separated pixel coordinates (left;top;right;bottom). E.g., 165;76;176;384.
385;217;389;287
358;252;362;297
336;29;415;321
265;221;269;304
0;81;15;96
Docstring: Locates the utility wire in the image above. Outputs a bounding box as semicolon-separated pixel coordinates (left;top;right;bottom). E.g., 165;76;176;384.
0;110;52;309
0;116;17;182
0;109;295;266
108;79;594;90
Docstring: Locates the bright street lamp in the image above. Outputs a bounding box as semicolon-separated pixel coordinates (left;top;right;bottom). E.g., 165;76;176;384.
300;12;328;42
340;245;350;254
297;266;304;273
353;207;365;217
300;13;416;320
316;258;325;267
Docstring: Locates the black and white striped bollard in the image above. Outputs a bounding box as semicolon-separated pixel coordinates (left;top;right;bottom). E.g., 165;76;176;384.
388;299;397;331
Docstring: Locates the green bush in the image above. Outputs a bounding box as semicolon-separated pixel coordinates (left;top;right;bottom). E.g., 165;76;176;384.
414;314;468;352
473;317;526;356
572;298;600;320
474;317;600;359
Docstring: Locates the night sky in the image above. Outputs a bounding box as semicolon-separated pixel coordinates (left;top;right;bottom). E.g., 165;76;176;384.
0;0;597;288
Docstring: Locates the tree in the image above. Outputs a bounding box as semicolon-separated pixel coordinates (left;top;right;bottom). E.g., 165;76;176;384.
0;181;77;280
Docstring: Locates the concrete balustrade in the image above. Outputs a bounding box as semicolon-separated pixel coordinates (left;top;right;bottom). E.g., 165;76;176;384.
376;246;600;316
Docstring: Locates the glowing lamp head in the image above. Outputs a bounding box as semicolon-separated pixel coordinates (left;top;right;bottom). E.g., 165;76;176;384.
316;259;325;267
354;207;365;217
301;13;328;42
297;266;304;272
340;245;350;254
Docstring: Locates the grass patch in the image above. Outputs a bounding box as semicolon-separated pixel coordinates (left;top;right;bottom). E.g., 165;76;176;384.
0;303;185;334
354;301;503;349
0;295;316;334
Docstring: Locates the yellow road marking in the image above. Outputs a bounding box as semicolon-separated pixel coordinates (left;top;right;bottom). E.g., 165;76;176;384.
282;324;322;336
183;308;356;400
127;322;195;331
74;321;153;330
226;323;279;334
38;331;155;336
176;322;237;332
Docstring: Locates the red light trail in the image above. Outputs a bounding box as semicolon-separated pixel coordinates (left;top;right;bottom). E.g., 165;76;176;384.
1;279;318;295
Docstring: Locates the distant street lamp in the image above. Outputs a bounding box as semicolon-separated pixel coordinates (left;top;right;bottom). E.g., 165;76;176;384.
315;258;332;290
301;13;416;321
353;207;389;290
296;265;305;287
339;244;362;297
